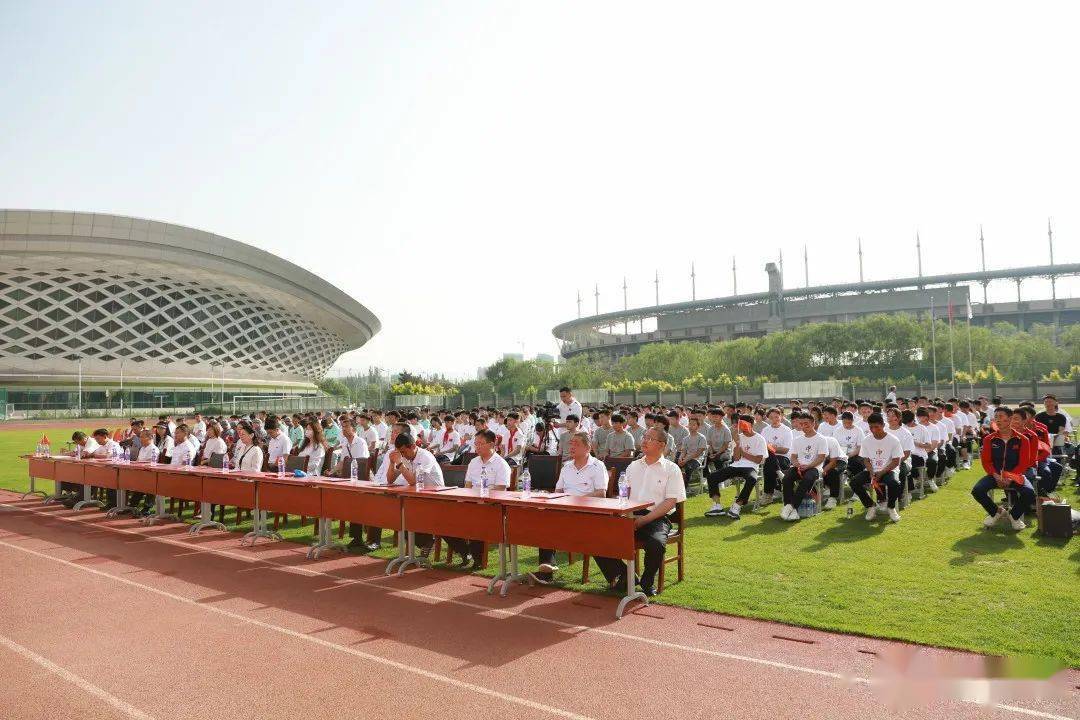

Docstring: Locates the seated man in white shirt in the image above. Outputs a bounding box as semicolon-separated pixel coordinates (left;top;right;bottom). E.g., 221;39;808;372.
593;427;686;597
384;433;445;556
447;430;511;569
84;428;123;507
348;422;409;552
59;430;101;506
265;417;292;469
169;424;197;466
532;431;608;584
88;428;121;459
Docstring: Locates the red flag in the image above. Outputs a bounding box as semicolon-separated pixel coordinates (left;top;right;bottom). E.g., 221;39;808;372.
948;298;954;322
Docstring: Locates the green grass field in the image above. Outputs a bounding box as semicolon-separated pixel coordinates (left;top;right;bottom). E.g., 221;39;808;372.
3;425;1078;665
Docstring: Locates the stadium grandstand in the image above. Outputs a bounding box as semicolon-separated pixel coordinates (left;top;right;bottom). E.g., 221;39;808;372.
554;256;1080;360
0;210;380;414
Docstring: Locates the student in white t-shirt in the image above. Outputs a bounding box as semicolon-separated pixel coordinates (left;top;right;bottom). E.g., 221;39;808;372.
760;408;794;502
704;415;767;519
779;412;829;521
820;429;846;510
852;413;905;522
886;408;914;501
817;406;841;438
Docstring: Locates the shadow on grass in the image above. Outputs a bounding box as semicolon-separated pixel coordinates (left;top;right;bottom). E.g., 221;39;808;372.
949;530;1024;566
804;516;888;551
718;514;797;540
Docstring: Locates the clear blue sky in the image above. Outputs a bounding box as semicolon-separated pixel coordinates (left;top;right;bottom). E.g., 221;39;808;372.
3;1;1079;378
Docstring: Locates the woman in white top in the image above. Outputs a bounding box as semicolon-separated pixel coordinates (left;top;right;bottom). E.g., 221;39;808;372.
232;421;264;473
136;429;159;462
152;423;174;461
200;422;229;465
297;421;329;475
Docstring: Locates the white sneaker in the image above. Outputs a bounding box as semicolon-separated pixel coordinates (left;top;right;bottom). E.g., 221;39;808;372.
1010;516;1026;531
725;503;741;519
945;468;955;478
824;497;837;510
704;503;726;517
926;480;939;493
876;502;887;513
864;506;877;521
784;504;800;522
780;504;794;520
983;507;1006;528
888;508;901;522
537;563;559;574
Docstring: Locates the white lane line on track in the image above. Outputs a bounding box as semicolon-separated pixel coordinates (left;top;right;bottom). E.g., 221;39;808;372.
2;502;1075;720
0;538;596;720
0;633;157;720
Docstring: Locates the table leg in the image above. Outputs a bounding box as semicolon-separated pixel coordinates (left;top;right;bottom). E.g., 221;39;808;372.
499;544;530;597
307;518;348;559
43;476;70;504
615;557;648;619
20;475;47;501
486;542;509;595
190;501;227;535
143;495;179;525
385;505;409;574
395;531;430;575
242;509;284;545
73;483;105;511
106;488;138;518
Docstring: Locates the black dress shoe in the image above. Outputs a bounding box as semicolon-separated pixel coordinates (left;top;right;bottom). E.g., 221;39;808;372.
639;585;657;598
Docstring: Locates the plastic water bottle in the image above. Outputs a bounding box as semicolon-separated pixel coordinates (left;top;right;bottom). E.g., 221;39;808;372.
480;466;489;497
350;458;358;481
35;441;42;457
618;472;630;506
277;456;285;478
149;450;157;466
76;445;82;460
221;456;230;474
43;440;51;457
520;468;531;498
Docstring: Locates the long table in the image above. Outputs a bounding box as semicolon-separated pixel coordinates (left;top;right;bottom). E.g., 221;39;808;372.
20;456;653;618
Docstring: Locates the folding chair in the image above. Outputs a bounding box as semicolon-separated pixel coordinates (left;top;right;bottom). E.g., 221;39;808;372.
913;465;927;499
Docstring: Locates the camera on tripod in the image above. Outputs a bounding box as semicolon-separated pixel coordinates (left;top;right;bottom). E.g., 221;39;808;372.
536;401;560;422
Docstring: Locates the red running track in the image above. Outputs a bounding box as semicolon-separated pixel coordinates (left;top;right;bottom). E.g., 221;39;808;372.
0;490;1076;720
